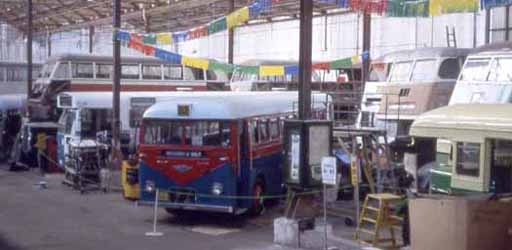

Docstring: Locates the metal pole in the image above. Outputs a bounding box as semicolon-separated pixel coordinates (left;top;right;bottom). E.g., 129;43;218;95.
298;0;313;120
47;31;51;58
89;26;94;54
361;13;371;89
228;0;235;65
323;184;328;250
145;189;163;236
473;10;477;48
485;8;490;44
26;0;33;100
112;0;122;164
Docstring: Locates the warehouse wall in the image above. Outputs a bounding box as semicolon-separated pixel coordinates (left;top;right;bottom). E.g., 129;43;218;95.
0;10;488;64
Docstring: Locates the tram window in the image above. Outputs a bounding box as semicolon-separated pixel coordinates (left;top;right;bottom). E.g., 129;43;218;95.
456;142;480;177
0;67;4;82
184;67;204;80
488;58;512;82
143;121;182;145
439;58;461;79
184;121;231;147
142;65;162;80
72;63;94;78
54;62;70;79
459;58;490;81
411;59;436;81
258;120;269;143
250;120;258;144
389;61;413;82
269;119;279;140
96;64;112;79
164;65;183;80
121;64;140;79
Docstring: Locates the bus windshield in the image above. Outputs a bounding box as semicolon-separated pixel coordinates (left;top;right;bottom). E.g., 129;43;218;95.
488;57;512;82
143;120;231;147
389;61;413;82
459;58;490;81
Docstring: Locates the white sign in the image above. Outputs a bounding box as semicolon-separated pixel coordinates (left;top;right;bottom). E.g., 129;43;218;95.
290;134;301;181
321;156;337;185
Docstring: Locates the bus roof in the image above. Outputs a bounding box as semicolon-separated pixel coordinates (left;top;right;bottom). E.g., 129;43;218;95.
0;61;42;66
410;104;512;141
46;53;173;65
468;42;512;57
143;92;329;120
373;47;473;63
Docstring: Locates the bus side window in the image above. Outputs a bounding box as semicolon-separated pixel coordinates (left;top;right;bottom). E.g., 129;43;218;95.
183;66;204;80
121;64;140;79
72;63;94;78
96;64;112;79
269;118;279;140
258;120;269;143
142;65;162;80
164;65;183;80
249;120;258;145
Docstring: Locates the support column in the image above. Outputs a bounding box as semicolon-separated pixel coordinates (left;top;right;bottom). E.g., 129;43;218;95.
227;0;235;65
485;8;490;44
112;0;122;162
298;0;313;120
27;0;33;100
361;13;371;89
47;31;52;57
89;26;94;54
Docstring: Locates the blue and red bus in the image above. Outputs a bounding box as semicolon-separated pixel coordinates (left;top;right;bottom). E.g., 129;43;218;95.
138;92;330;215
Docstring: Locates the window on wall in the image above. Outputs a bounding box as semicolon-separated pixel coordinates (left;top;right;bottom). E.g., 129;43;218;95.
489;6;512;42
456;142;481;177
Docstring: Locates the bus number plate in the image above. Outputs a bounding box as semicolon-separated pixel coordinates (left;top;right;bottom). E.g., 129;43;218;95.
163;150;204;158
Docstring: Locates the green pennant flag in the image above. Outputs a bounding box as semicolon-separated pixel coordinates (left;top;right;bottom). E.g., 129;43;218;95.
209;60;235;73
236;65;259;75
330;58;352;69
208;17;227;35
143;34;157;44
386;0;429;17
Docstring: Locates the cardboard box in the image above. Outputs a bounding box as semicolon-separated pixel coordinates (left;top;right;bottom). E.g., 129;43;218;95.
409;195;512;250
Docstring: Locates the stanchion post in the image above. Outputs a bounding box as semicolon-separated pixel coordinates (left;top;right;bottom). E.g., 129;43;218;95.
323;184;328;250
145;188;163;237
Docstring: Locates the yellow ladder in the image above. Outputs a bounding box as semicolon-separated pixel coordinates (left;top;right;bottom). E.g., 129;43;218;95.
353;193;404;249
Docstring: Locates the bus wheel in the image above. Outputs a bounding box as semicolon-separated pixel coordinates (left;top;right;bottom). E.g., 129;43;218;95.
249;180;265;215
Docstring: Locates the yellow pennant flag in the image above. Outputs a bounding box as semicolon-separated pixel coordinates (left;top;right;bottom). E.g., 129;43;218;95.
259;65;285;77
156;33;172;45
182;56;210;70
429;0;478;16
351;55;361;64
226;7;250;29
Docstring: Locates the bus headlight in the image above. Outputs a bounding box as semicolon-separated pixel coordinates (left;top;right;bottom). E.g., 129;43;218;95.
145;180;155;193
211;182;223;196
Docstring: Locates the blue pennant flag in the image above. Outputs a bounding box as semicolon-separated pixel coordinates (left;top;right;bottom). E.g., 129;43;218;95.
154;48;182;64
284;65;299;76
116;30;130;41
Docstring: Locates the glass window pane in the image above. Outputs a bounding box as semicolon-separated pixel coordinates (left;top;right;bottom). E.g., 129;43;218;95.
411;59;436;81
491;7;507;29
164;65;183;80
72;63;94;78
459;58;491;81
121;65;140;79
488;57;512;82
258;120;269;142
438;58;461;79
491;30;506;43
54;62;70;79
389;61;413;82
96;64;112;79
183;67;204;80
456;142;480;177
142;65;162;80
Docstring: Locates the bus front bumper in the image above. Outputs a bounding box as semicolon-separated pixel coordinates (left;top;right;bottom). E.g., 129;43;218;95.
138;200;235;214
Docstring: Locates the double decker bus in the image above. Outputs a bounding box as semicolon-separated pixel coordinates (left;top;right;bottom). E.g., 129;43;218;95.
30;53;227;121
138;92;330;215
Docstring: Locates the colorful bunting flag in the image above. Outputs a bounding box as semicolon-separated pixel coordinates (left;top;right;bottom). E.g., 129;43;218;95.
182;56;210;70
480;0;512;8
189;26;208;40
312;62;330;70
260;65;285;76
208;17;227;34
330;58;352;69
226;7;250;29
429;0;479;16
209;60;235;73
116;30;130;41
349;0;388;15
155;48;181;64
386;0;429;17
284;65;299;75
236;65;260;75
173;31;188;43
143;34;157;45
156;33;172;45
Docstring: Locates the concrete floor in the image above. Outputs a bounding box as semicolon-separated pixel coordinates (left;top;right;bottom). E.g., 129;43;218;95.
0;164;366;250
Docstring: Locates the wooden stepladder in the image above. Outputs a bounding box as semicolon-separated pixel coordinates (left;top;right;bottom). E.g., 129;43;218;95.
354;193;404;249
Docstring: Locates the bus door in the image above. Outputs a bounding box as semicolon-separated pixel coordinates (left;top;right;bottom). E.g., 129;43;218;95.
490;139;512;193
57;109;78;165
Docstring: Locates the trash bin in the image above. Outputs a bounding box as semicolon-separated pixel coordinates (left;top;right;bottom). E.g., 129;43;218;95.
122;160;139;200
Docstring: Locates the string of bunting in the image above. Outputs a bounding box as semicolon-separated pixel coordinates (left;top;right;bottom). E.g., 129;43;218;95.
117;30;368;77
